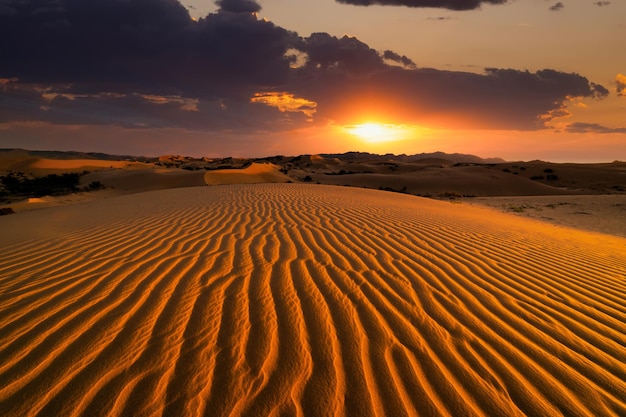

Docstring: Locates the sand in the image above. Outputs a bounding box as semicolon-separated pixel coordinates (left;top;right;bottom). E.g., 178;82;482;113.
467;194;626;238
299;165;573;197
1;184;625;417
0;155;151;177
203;163;290;185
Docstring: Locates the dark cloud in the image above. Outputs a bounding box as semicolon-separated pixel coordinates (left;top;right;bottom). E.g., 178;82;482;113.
593;1;611;6
616;74;626;96
0;0;296;97
335;0;507;11
216;0;262;14
0;0;610;134
0;81;297;131
383;50;417;69
300;33;386;73
549;2;564;11
289;66;607;130
0;4;17;16
565;123;626;134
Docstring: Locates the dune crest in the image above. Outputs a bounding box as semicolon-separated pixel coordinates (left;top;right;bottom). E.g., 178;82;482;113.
1;184;625;417
203;163;290;185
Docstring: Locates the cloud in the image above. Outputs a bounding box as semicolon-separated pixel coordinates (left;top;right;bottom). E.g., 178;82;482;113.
549;2;564;11
335;0;508;11
382;50;417;69
593;1;611;6
216;0;262;14
250;92;317;118
0;0;296;97
0;0;610;134
289;64;608;130
616;74;626;96
298;33;387;74
565;123;626;134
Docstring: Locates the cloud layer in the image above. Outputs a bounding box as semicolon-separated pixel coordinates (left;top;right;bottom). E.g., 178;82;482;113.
566;123;626;134
335;0;508;11
0;0;611;135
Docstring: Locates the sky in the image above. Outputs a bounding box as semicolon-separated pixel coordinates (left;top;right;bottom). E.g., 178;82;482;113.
1;0;625;161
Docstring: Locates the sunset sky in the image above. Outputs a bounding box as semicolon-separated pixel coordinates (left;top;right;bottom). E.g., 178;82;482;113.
1;0;624;161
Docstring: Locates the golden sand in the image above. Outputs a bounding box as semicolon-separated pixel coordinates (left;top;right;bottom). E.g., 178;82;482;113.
1;156;151;176
0;184;625;416
203;163;290;185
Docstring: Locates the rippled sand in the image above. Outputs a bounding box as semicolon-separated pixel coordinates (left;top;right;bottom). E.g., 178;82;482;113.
1;184;625;416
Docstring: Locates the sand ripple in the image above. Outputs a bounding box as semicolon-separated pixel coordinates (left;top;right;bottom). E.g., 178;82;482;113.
1;184;625;417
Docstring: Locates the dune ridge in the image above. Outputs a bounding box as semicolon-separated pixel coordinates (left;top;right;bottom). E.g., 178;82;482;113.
1;184;625;417
203;163;290;185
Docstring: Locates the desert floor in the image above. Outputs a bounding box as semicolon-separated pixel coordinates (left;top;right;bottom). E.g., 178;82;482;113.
1;183;625;417
466;195;626;238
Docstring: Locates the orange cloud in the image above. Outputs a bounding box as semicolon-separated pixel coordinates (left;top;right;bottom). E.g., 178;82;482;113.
250;92;317;118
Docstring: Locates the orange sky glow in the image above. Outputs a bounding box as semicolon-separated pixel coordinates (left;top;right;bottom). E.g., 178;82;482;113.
1;0;624;161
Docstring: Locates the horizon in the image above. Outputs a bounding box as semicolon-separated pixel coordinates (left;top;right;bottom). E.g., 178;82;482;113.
4;146;625;165
1;0;625;162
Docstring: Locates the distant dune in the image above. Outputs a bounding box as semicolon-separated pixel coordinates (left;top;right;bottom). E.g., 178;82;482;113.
203;163;290;185
1;184;625;416
0;149;152;176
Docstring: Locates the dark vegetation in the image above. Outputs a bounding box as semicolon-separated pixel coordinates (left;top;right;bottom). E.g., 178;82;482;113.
378;185;408;194
86;181;105;190
325;169;374;175
1;172;81;197
0;172;104;202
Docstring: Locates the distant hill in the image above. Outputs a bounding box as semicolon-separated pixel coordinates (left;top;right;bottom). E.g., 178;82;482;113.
320;151;505;164
1;148;505;165
0;148;155;162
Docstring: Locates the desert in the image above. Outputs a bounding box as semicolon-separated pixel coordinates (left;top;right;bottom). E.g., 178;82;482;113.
3;1;626;415
1;149;625;416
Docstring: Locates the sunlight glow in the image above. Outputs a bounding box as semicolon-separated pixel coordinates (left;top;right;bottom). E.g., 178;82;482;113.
344;122;412;143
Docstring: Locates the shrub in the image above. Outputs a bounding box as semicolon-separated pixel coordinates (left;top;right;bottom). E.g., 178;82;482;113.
507;205;525;213
87;181;104;190
0;172;81;197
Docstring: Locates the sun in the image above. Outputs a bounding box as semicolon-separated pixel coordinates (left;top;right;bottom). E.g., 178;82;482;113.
344;122;409;143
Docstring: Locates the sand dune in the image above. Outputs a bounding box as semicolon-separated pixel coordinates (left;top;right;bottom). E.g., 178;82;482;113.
82;168;207;193
298;165;574;197
1;156;151;176
203;163;290;185
1;184;625;417
3;167;207;213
